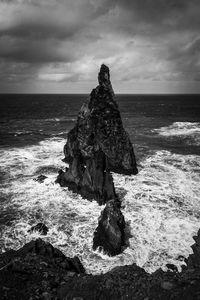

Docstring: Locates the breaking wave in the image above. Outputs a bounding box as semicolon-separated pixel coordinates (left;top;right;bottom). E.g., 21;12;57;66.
0;137;200;274
44;117;76;122
153;122;200;146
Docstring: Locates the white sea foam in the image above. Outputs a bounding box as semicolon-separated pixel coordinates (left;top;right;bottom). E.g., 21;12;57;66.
0;138;200;275
153;122;200;145
44;118;76;122
0;137;66;178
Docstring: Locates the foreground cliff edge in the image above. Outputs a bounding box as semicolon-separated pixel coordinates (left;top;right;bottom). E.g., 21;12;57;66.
1;231;200;299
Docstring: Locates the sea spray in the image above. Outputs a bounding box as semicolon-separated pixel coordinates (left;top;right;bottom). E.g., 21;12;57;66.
0;136;200;274
153;122;200;146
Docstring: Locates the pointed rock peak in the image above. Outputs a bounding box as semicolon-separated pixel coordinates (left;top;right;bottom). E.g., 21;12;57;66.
98;64;110;86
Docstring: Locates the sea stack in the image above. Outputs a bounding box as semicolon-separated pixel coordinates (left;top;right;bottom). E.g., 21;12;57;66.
93;199;126;256
56;64;138;205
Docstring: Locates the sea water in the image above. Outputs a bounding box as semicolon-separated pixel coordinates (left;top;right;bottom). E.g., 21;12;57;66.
0;94;199;274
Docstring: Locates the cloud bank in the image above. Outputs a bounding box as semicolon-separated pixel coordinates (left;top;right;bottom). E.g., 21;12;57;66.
0;0;199;93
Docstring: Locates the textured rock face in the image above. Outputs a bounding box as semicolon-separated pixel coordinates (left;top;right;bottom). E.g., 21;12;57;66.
57;64;137;204
2;233;200;299
0;238;85;274
28;222;49;235
93;199;126;256
186;229;200;269
0;239;85;299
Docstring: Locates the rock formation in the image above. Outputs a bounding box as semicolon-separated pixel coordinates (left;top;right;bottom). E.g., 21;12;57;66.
28;222;49;235
58;230;200;300
56;64;138;205
34;174;48;183
93;200;126;256
0;239;85;299
1;228;200;299
185;229;200;269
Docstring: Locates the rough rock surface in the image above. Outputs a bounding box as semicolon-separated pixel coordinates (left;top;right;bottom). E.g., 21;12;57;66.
28;223;49;235
56;64;137;205
1;231;200;299
186;228;200;269
58;229;200;300
93;200;126;256
34;174;48;183
0;238;85;299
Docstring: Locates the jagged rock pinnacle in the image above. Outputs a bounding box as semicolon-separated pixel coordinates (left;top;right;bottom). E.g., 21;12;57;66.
98;64;110;86
56;64;138;206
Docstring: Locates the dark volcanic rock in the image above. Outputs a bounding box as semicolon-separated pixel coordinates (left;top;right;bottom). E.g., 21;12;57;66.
0;239;85;299
185;229;200;269
2;231;200;299
166;263;178;272
28;222;49;235
93;200;126;256
57;64;137;205
34;174;47;183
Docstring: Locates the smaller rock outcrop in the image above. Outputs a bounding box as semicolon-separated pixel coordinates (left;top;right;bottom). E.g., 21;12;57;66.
93;200;125;256
34;174;47;183
28;223;49;235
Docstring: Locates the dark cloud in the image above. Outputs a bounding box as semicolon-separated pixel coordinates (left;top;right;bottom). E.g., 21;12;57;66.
167;37;200;81
0;0;199;92
115;0;200;29
0;0;112;65
0;36;76;63
0;20;79;40
0;0;114;39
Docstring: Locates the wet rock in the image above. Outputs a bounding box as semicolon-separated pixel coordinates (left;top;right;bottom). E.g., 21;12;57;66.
34;174;48;183
28;223;49;235
2;233;200;299
56;64;137;205
160;281;175;290
42;292;52;300
93;199;125;256
0;239;85;299
166;264;178;272
186;229;200;269
177;255;185;261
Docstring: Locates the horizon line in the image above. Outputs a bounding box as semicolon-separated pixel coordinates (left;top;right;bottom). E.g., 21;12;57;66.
0;92;200;95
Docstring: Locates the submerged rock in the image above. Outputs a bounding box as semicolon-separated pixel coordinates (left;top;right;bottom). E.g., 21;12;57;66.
34;174;47;183
93;200;126;256
28;222;49;235
57;64;137;205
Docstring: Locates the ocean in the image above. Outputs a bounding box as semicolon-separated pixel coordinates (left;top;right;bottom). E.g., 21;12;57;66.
0;94;200;274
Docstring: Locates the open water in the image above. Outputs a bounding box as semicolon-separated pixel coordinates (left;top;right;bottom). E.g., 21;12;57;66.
0;94;200;274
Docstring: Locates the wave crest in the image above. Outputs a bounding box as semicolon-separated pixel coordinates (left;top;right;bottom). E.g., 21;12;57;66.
153;122;200;145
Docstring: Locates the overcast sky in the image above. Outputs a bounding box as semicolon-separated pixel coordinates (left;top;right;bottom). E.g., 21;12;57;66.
0;0;200;93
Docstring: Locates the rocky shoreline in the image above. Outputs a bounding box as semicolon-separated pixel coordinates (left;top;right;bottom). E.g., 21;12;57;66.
1;230;200;299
